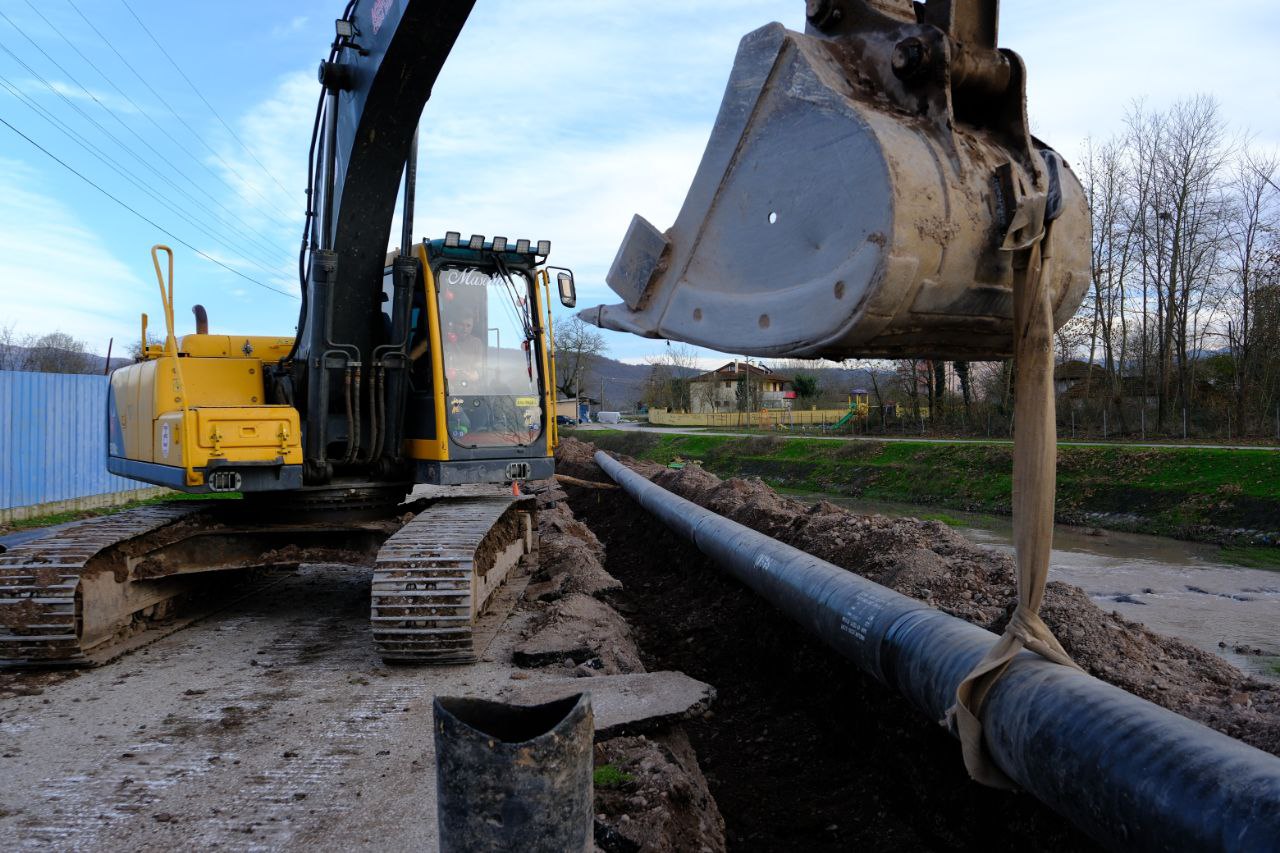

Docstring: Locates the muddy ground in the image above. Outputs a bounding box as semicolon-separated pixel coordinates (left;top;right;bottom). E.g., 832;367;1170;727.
3;437;1273;851
557;437;1279;850
0;484;724;852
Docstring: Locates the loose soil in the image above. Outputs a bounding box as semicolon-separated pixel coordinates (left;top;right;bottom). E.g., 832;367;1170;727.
557;438;1279;851
518;483;726;851
583;430;1280;549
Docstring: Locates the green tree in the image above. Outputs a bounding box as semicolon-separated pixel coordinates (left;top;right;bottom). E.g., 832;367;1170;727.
791;372;819;403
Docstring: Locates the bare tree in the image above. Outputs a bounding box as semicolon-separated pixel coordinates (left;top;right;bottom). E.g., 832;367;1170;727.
1155;97;1231;424
128;333;164;361
0;324;24;371
895;358;925;419
642;344;699;411
553;316;607;399
1081;135;1140;429
1224;150;1279;430
1053;314;1092;365
22;331;95;374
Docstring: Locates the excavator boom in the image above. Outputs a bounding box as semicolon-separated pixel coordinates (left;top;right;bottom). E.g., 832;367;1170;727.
292;0;476;481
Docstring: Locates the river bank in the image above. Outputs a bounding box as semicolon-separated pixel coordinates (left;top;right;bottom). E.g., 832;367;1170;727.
581;430;1280;562
783;493;1280;682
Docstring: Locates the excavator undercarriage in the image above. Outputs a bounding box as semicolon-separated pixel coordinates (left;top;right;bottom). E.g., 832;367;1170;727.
0;490;535;668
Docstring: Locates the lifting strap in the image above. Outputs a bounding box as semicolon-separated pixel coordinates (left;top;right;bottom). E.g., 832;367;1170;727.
949;214;1083;789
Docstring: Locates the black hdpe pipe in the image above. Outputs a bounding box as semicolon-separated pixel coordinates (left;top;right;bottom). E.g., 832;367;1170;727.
434;693;593;852
594;451;1280;852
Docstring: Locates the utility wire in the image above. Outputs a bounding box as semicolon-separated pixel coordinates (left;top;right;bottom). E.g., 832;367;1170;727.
0;9;290;269
27;0;296;257
115;0;297;204
0;56;284;280
69;0;298;224
0;114;297;298
0;72;286;282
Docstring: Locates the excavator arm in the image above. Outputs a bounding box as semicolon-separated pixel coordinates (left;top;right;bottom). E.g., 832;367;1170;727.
287;0;476;483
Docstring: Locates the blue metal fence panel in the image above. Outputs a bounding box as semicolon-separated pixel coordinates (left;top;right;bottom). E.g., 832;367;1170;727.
0;371;145;511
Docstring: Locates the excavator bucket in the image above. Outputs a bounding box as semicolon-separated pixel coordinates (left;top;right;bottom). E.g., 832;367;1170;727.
582;0;1090;360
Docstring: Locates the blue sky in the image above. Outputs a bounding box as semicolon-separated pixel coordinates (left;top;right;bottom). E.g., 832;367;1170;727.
1;0;1278;367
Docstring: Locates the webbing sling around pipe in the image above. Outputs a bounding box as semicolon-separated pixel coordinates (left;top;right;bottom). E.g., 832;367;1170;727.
594;451;1280;852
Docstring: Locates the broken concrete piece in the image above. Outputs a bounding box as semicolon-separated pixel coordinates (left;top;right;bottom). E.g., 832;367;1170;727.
502;671;715;739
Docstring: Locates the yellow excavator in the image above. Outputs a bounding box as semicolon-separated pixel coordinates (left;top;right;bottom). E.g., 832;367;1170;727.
0;0;1089;668
2;1;575;667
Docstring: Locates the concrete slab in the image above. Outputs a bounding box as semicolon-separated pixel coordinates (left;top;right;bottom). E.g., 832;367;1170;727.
499;671;715;739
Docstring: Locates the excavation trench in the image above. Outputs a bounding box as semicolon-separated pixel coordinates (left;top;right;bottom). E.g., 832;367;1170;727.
561;454;1092;850
558;438;1280;851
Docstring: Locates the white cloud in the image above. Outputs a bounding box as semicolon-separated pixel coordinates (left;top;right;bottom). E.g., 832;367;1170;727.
270;16;309;39
22;78;142;116
209;70;313;253
0;159;150;354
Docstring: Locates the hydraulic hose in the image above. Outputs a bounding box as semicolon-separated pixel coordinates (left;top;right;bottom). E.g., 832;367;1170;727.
594;450;1280;853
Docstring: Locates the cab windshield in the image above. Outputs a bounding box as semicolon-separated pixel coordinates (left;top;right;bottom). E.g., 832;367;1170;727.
437;262;543;448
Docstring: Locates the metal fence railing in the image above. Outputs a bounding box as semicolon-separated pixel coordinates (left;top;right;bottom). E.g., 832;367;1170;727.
1;371;157;521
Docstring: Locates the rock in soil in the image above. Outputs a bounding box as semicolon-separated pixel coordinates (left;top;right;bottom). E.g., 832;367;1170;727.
593;729;726;853
503;671;715;739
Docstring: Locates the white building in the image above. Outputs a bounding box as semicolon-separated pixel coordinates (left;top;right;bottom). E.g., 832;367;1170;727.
688;361;794;413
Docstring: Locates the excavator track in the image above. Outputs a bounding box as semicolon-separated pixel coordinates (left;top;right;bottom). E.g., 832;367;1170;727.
0;504;209;667
372;493;535;664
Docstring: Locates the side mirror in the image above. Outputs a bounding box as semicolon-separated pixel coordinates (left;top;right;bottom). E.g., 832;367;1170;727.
557;271;576;308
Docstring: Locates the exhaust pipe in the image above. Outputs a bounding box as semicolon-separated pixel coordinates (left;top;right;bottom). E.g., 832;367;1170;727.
594;450;1280;852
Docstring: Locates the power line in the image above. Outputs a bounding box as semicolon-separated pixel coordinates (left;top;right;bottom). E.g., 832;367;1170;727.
0;71;288;281
0;9;291;270
26;0;297;255
115;0;297;204
0;113;298;299
68;0;300;225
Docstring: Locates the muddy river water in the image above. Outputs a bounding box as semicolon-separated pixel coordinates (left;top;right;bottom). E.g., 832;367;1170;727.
798;495;1280;682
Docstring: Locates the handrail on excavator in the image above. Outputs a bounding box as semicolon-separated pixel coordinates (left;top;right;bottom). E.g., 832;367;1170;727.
149;244;198;487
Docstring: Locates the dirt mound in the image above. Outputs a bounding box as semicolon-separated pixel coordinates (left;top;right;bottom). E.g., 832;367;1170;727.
514;592;645;675
594;730;726;853
521;477;726;850
558;438;1280;757
534;487;621;599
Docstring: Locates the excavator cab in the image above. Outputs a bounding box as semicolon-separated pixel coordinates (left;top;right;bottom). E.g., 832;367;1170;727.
400;234;570;485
